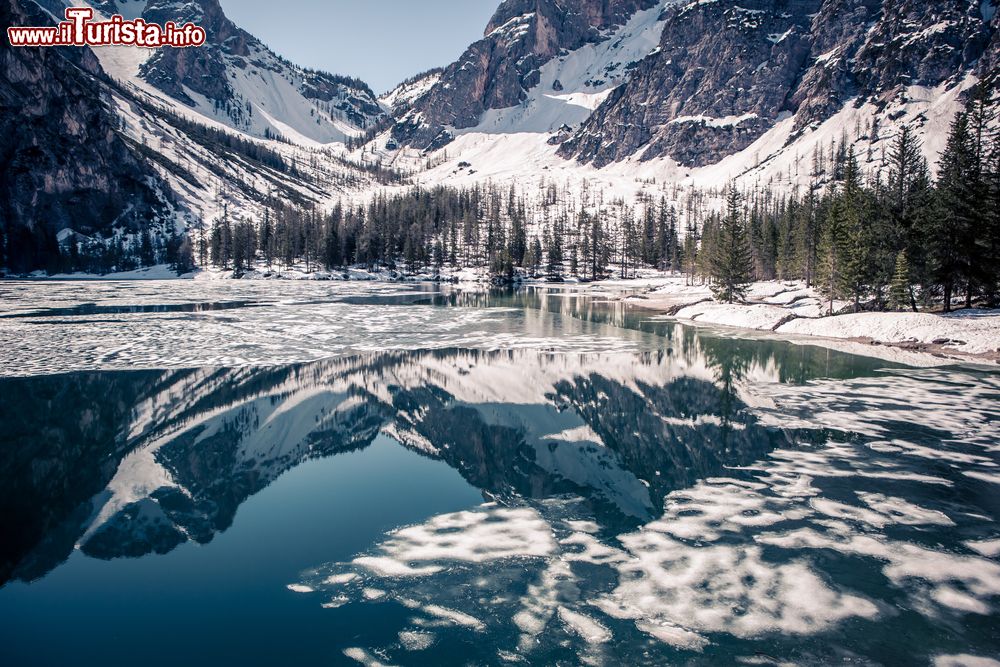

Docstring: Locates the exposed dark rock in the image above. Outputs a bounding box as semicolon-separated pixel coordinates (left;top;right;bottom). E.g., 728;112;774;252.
0;0;169;273
139;0;240;105
391;0;658;150
560;0;997;168
133;0;384;128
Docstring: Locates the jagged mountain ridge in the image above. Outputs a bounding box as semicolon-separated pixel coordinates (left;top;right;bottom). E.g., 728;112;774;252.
390;0;660;151
560;0;999;168
386;0;998;173
61;0;386;144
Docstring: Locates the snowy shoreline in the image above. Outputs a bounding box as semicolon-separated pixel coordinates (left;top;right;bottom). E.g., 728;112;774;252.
7;268;999;366
621;277;1000;366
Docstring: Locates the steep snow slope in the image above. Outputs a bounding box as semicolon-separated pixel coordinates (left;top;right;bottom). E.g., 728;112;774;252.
365;0;996;206
380;69;443;116
17;0;400;241
61;0;385;144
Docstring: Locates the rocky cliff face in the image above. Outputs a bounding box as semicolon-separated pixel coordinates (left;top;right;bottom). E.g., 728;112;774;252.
138;0;237;104
559;0;998;168
385;0;996;167
391;0;658;150
132;0;385;134
0;0;169;272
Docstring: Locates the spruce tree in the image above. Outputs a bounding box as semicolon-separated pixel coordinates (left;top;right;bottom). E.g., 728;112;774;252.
817;193;852;315
988;132;1000;305
965;83;998;306
888;251;913;311
817;147;869;311
796;183;819;286
709;187;753;303
932;111;975;312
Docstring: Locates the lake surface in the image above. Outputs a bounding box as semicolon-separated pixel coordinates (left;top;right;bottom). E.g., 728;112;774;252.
1;280;999;666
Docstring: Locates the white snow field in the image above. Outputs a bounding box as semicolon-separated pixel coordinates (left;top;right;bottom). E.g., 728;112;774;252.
627;278;1000;362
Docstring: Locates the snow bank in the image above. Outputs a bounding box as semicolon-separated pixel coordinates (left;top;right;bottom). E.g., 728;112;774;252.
31;265;191;281
629;279;1000;361
675;302;793;330
779;310;1000;356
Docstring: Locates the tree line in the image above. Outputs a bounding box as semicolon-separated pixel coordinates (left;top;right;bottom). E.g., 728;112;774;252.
0;223;194;276
703;84;999;312
201;84;998;314
201;182;688;284
4;84;997;315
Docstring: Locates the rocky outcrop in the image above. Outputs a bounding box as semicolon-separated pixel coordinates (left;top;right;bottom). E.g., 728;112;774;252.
134;0;384;130
139;0;239;104
391;0;658;150
560;0;997;168
0;0;169;273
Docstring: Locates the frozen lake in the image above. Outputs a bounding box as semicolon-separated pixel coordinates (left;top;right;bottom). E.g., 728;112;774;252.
1;280;999;666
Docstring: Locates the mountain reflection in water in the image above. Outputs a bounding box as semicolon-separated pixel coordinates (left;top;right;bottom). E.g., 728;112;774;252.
1;340;790;582
2;338;999;665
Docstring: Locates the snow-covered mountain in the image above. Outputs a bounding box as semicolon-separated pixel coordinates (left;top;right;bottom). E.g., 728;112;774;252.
2;0;402;273
560;0;998;168
65;0;386;145
3;0;998;275
379;0;998;192
388;0;660;151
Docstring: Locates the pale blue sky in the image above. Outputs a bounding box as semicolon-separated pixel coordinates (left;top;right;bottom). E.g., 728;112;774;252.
219;0;499;94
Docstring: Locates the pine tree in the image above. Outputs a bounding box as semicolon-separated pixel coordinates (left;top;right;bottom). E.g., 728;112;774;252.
698;213;718;283
987;132;1000;305
882;125;934;309
932;111;975;312
510;210;527;266
888;251;913;311
797;182;819;287
323;215;341;269
138;229;155;266
546;224;564;279
588;214;606;281
682;217;699;286
260;208;273;268
174;237;195;275
525;237;542;277
965;83;998;306
817;192;853;315
641;203;657;266
709;187;753;303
